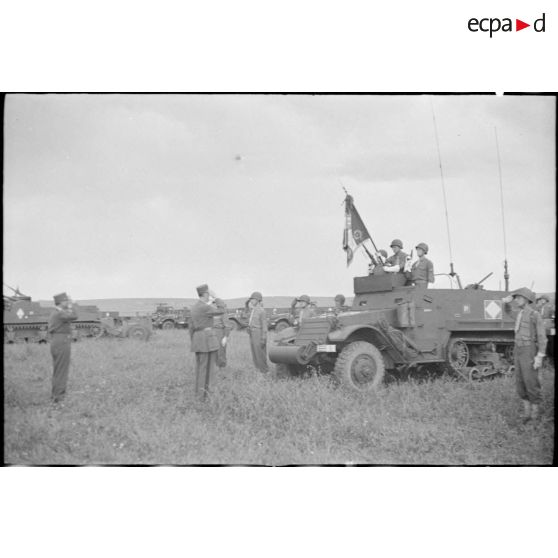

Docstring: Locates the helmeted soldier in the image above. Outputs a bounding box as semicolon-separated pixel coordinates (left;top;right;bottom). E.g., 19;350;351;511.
333;294;349;315
189;284;224;400
291;294;317;325
48;292;78;405
247;291;269;374
213;298;231;368
411;242;434;288
505;287;547;422
383;239;408;273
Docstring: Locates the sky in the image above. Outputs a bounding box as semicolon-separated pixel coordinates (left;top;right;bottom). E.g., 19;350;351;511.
3;94;556;300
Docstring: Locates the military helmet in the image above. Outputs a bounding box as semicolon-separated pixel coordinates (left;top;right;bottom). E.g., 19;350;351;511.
379;249;388;258
416;242;429;254
248;291;263;302
511;287;535;304
298;294;311;304
334;294;345;304
536;294;549;303
390;238;403;249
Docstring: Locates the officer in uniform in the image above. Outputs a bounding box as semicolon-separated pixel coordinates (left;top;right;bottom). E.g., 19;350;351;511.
506;287;547;422
291;294;317;325
213;298;231;368
48;292;78;405
247;291;269;374
383;239;408;273
333;294;350;315
411;242;435;288
189;284;224;400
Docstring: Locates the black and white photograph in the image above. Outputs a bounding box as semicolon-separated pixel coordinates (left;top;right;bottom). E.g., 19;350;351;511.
3;93;555;465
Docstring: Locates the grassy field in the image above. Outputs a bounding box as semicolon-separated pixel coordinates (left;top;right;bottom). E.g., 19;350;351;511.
4;330;555;465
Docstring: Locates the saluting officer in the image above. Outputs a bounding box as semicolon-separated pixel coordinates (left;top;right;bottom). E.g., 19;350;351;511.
48;292;78;405
506;288;547;423
213;298;232;368
383;239;408;273
411;243;435;288
189;284;224;400
247;292;269;374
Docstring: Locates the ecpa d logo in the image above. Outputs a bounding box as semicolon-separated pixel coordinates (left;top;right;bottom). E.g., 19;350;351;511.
468;13;546;37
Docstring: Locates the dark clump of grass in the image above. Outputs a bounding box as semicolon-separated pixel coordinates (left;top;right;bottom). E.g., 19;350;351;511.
3;330;554;465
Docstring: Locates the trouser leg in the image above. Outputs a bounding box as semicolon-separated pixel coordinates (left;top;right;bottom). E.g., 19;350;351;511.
203;352;217;399
195;353;208;397
516;345;541;405
514;348;528;401
51;340;71;401
250;333;268;373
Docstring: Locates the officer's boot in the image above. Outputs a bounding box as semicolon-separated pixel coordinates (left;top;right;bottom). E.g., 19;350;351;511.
521;400;531;423
530;404;540;422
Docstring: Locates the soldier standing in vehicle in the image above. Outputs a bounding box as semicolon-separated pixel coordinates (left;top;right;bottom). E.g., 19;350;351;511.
383;239;408;273
189;284;224;400
48;292;78;405
411;243;434;288
333;294;350;315
506;288;547;423
291;294;317;326
213;298;231;368
247;291;269;374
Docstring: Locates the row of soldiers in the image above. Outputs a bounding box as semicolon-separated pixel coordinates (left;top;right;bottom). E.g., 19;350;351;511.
44;285;552;424
368;238;434;287
189;285;349;400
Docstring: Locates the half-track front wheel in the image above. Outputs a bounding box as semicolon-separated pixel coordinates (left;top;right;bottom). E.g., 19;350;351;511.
333;341;385;391
161;320;175;330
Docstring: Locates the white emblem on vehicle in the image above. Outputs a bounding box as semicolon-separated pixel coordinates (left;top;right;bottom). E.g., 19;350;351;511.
16;308;25;319
484;300;502;320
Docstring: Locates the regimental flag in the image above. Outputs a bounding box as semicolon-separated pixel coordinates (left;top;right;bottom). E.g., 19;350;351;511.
343;195;372;266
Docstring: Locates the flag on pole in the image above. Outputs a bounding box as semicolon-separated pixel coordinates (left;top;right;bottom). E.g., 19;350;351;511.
343;195;372;266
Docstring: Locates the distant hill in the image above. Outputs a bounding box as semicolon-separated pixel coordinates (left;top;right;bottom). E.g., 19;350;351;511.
37;296;354;316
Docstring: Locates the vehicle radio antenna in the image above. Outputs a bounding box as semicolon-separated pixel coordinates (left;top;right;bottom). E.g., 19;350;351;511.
494;127;510;291
430;98;461;289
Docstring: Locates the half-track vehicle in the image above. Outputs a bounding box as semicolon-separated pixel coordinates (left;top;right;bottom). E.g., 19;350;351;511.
269;273;517;390
151;303;190;330
3;287;102;343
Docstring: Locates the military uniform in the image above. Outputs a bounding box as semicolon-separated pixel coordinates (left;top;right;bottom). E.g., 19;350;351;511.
48;293;78;403
385;251;408;271
190;296;224;400
411;257;434;288
248;305;269;373
514;305;547;407
295;306;317;324
213;300;232;368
